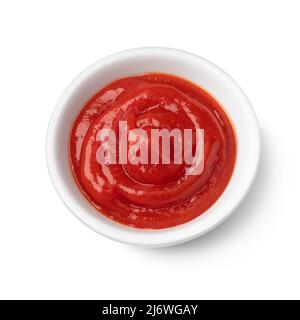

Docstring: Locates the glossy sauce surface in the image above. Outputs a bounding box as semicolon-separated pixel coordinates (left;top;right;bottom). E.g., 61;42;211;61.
70;73;236;229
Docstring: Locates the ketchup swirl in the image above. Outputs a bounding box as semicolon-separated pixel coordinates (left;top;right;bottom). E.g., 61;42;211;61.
70;73;236;229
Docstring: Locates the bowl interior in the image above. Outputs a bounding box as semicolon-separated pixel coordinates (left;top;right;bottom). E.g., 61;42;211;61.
47;48;260;247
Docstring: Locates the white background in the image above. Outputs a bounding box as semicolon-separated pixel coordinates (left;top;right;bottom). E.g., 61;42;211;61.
0;0;299;300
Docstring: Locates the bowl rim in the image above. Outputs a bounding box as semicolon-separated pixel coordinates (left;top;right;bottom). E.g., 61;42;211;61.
46;47;260;247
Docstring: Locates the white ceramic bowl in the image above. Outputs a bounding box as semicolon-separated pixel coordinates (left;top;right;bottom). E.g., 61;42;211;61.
46;47;260;247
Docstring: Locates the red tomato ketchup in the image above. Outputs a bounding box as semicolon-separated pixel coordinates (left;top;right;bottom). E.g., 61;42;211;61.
69;73;236;229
